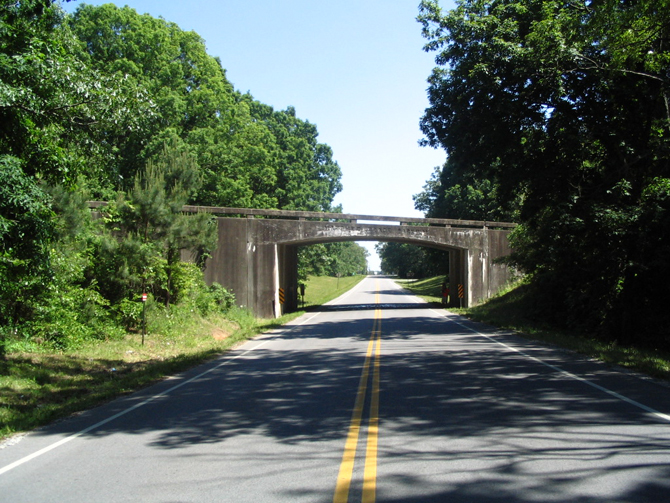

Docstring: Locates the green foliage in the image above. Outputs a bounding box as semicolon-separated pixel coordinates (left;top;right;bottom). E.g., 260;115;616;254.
414;163;518;221
208;282;236;312
298;242;369;282
17;182;124;350
376;242;447;279
0;156;54;356
0;0;340;357
0;156;53;275
330;242;369;276
69;4;342;210
96;141;217;306
418;0;670;347
298;244;333;279
114;298;143;331
1;1;152;187
170;263;235;315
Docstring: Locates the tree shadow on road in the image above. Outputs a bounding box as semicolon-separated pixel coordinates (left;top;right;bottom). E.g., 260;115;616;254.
24;313;670;502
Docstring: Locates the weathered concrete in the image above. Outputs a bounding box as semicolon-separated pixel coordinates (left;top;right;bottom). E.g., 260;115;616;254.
188;206;516;318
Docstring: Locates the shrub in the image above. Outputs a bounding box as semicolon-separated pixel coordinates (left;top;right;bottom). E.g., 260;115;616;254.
208;282;235;312
115;298;144;330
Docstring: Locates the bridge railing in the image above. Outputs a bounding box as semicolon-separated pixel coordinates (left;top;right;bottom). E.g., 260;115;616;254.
88;201;516;230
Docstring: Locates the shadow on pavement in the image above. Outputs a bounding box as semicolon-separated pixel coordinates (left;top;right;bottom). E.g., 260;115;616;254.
23;313;670;503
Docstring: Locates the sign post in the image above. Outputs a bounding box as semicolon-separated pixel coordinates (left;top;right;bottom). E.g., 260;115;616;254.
141;293;148;345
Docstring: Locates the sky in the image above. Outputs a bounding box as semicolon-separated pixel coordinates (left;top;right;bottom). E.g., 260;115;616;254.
60;0;455;270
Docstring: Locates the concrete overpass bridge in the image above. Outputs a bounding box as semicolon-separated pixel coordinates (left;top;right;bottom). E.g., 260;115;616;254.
182;206;517;318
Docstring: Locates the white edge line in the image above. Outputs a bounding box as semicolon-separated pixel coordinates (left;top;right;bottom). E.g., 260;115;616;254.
0;312;321;477
430;309;670;424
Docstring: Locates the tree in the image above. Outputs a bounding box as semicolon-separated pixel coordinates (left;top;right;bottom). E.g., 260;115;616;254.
414;163;517;221
95;142;217;306
0;156;53;356
251;103;343;212
418;0;670;344
69;4;343;212
1;1;151;188
298;242;369;281
376;242;446;279
1;2;346;356
69;3;231;191
0;0;154;354
328;242;369;277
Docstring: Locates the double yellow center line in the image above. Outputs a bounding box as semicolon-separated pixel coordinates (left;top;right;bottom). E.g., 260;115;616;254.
333;290;382;503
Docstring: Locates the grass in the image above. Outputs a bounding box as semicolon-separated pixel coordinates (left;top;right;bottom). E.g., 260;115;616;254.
0;275;365;442
399;275;670;381
302;274;367;307
0;304;306;442
395;276;446;305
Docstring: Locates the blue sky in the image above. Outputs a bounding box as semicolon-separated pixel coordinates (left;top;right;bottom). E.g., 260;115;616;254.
60;0;454;269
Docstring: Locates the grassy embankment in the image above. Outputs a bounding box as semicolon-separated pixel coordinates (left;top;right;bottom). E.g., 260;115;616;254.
0;275;366;441
398;275;670;381
300;274;365;309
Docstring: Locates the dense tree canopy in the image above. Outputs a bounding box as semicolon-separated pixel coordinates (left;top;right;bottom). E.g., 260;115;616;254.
418;0;670;346
376;242;447;279
68;4;342;210
1;1;148;185
299;242;369;280
0;1;352;355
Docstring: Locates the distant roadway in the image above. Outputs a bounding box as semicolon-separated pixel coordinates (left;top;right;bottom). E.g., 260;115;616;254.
2;276;670;502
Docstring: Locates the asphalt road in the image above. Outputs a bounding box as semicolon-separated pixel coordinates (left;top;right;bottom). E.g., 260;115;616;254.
2;276;670;502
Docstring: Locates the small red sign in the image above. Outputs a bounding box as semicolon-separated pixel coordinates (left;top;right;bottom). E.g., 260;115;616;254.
141;293;148;302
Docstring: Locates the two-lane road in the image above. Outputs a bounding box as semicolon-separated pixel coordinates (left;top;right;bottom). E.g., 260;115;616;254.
2;276;670;502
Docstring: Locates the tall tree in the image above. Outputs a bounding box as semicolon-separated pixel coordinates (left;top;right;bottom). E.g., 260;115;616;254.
418;0;670;344
298;242;369;280
0;0;148;354
250;103;343;212
0;156;53;356
95;142;217;306
69;3;234;191
1;1;150;187
414;163;516;221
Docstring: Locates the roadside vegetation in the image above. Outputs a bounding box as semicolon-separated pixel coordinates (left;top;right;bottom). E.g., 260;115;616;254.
0;274;364;442
414;0;670;351
301;275;366;308
399;276;670;382
1;1;360;361
0;306;296;442
0;2;370;442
